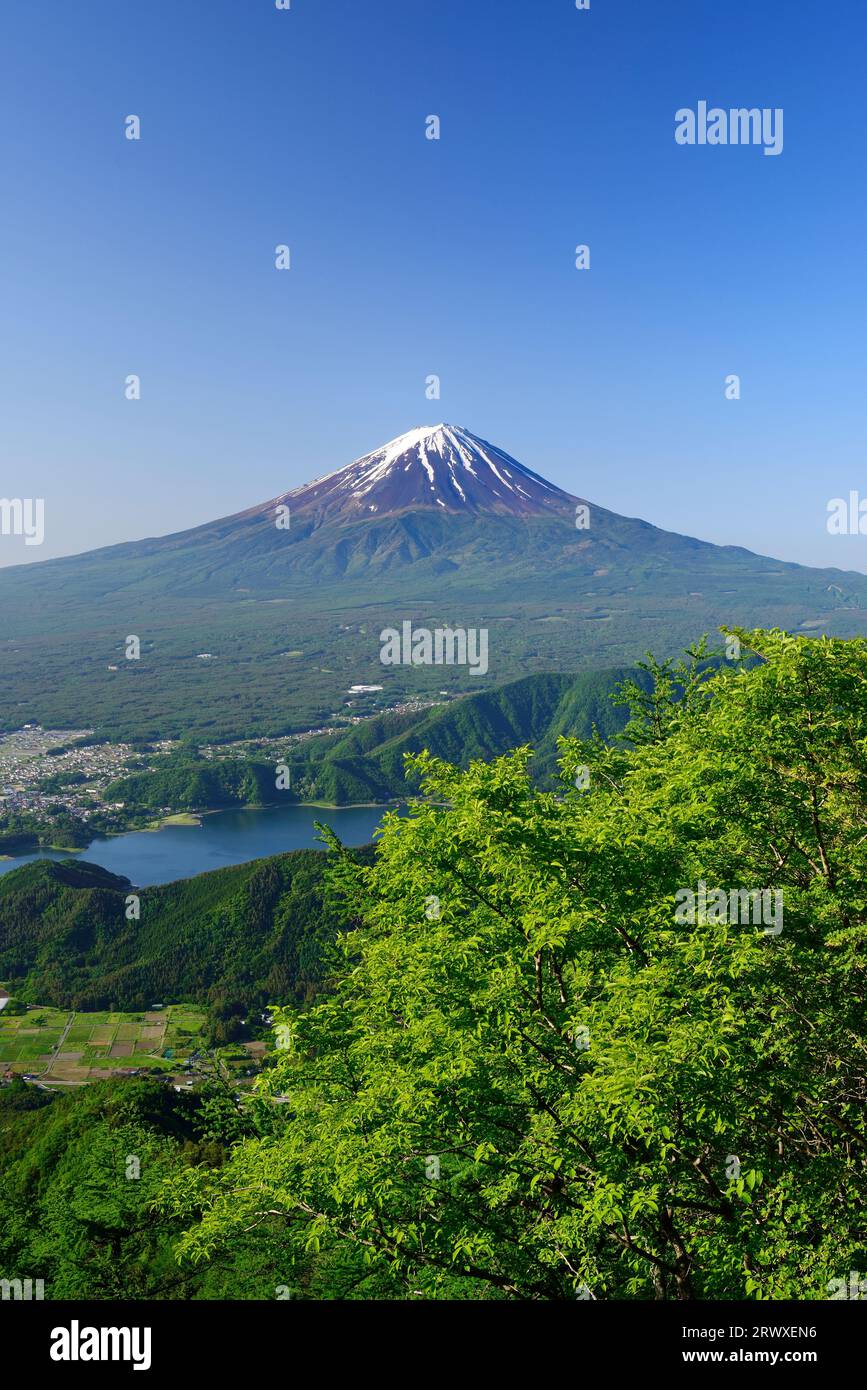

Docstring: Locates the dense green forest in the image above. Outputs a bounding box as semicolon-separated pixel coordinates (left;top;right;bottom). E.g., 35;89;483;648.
107;757;298;811
3;629;867;1300
0;848;370;1012
0;1077;403;1300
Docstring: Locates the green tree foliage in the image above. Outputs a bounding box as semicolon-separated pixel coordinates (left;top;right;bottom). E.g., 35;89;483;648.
0;1075;52;1111
0;1078;357;1300
165;630;867;1300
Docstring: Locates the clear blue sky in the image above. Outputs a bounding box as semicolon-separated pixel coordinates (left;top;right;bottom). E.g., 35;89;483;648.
2;0;866;569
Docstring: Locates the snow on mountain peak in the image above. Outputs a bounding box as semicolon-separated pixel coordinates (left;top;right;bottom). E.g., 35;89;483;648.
285;425;576;519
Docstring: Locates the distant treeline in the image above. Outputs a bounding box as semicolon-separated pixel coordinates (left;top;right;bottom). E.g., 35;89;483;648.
107;758;299;810
0;808;94;852
108;667;648;810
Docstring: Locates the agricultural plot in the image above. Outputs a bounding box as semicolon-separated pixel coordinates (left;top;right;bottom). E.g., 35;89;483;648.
0;1007;68;1072
0;1004;207;1084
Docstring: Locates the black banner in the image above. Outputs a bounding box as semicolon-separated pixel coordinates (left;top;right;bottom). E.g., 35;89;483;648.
3;1298;861;1377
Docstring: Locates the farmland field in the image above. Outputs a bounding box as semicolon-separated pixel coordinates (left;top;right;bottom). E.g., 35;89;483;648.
0;1003;208;1085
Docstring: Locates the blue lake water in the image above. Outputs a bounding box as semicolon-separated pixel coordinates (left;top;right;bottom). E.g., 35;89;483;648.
0;802;403;887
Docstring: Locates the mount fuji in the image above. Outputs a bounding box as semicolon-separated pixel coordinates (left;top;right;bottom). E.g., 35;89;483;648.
1;424;866;739
282;424;575;519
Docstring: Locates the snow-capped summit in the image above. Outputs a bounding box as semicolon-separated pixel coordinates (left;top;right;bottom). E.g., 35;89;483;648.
284;424;576;519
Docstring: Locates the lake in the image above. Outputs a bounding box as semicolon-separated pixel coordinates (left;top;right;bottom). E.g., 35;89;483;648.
0;802;403;887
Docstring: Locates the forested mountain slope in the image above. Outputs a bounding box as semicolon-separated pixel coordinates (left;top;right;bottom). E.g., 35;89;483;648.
0;848;369;1011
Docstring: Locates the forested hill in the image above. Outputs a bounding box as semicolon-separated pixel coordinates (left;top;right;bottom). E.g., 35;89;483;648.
309;666;640;791
109;666;648;810
0;848;370;1012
